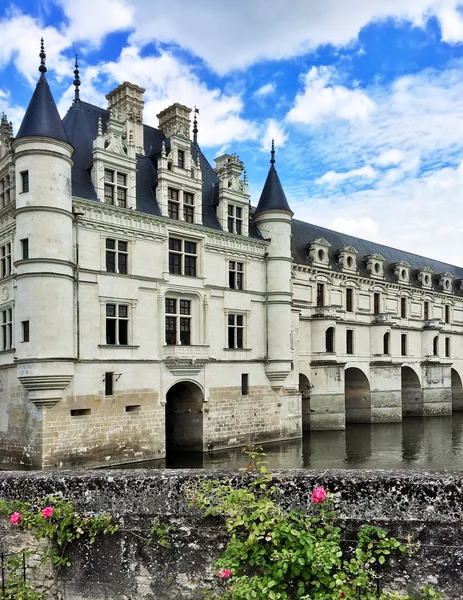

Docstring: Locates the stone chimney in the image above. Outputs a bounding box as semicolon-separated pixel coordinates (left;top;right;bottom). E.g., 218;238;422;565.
157;103;191;139
106;81;145;155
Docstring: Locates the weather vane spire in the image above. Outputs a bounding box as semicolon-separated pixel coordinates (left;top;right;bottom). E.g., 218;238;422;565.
73;55;81;106
270;139;275;165
193;106;199;146
39;38;47;74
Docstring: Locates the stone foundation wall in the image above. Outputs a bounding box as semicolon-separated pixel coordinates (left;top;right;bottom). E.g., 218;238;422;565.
42;389;163;468
1;470;463;598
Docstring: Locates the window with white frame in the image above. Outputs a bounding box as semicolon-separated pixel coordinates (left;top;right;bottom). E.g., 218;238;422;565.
228;313;244;348
168;238;197;277
229;261;244;290
1;307;12;350
104;169;127;207
0;242;11;278
105;239;128;274
0;174;11;208
183;192;194;223
105;303;129;345
165;298;191;345
227;204;242;234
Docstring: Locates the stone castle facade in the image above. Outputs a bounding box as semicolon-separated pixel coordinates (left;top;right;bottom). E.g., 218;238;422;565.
1;46;463;469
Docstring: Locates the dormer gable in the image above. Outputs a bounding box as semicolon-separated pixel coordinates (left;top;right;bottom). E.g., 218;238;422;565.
392;260;411;284
214;153;250;236
417;266;433;289
365;253;385;279
438;272;454;293
337;245;358;272
308;237;331;267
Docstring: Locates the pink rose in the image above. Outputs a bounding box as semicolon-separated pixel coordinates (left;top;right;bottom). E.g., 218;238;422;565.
9;512;21;525
41;506;53;518
217;568;232;579
312;486;327;504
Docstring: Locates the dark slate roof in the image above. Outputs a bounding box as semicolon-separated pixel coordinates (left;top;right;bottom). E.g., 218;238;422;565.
255;164;292;214
291;219;463;293
17;73;70;144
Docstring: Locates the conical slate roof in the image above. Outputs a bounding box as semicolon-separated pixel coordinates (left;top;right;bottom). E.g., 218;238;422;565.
16;41;70;144
254;142;292;214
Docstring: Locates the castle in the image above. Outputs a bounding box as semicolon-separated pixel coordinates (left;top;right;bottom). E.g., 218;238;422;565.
1;43;463;469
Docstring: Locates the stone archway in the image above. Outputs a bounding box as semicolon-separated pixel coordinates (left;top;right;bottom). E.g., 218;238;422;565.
451;369;463;411
401;366;423;416
345;367;371;423
166;381;203;454
299;374;311;431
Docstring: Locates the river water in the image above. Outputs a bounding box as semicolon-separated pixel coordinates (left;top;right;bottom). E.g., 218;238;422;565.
119;413;463;471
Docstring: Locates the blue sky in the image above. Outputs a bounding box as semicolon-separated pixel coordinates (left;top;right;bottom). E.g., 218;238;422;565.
2;1;463;264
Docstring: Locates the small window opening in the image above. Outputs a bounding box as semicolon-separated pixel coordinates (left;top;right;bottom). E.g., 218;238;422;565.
445;337;450;358
21;238;29;260
383;332;390;355
71;408;91;416
325;327;334;353
20;171;29;193
433;336;439;356
21;320;29;342
105;372;114;396
401;333;407;356
126;405;141;413
241;373;249;396
346;329;353;354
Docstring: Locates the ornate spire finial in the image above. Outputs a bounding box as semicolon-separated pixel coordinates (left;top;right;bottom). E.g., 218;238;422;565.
97;115;103;136
39;38;47;74
193;106;199;145
270;139;275;165
73;55;81;106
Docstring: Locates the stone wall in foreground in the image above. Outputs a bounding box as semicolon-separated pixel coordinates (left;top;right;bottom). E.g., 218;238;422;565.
0;469;463;599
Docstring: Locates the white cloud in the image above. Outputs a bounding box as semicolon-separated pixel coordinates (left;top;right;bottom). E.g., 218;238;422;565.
0;89;26;133
287;67;374;125
374;149;405;167
332;216;379;239
254;83;276;98
316;165;377;185
261;119;288;153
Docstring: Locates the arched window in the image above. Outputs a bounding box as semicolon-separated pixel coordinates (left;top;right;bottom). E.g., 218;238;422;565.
325;327;334;353
433;336;439;356
383;332;390;355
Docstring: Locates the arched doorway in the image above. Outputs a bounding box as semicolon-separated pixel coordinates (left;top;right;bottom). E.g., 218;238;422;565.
451;369;463;411
166;381;203;454
345;368;371;423
299;374;311;431
401;366;422;416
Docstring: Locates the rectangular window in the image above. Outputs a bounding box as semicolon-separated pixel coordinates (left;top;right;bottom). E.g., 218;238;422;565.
374;292;380;315
445;305;450;324
227;204;243;234
346;329;353;355
104;169;127;207
401;297;407;319
0;242;11;278
21;320;29;343
20;171;29;193
165;298;191;345
229;261;244;290
168;188;180;220
424;301;429;320
168;238;197;277
316;283;324;308
445;337;451;358
183;192;194;223
105;372;114;396
228;314;244;349
105;303;129;345
0;175;11;208
346;288;353;312
1;307;12;350
401;333;407;356
241;373;249;396
21;238;29;260
105;239;128;274
178;150;185;169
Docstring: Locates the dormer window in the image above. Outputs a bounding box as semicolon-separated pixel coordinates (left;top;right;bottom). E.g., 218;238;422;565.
337;246;358;272
438;272;453;293
365;254;385;279
417;267;433;289
178;150;185;169
183;192;194;223
228;205;242;234
393;261;411;284
168;188;180;219
308;238;331;267
104;169;127;208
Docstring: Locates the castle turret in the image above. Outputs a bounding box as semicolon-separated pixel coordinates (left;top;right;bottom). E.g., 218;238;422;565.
12;40;75;408
253;141;293;390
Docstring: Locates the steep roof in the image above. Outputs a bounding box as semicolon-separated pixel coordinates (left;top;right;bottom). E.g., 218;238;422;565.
254;145;292;214
16;73;70;144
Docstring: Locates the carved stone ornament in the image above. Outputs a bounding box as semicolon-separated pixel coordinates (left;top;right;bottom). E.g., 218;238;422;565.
438;272;454;293
417;267;433;289
365;253;385;279
337;245;358;272
393;261;411;284
308;238;331;267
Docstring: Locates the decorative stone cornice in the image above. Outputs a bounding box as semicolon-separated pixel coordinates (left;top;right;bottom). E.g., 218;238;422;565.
18;374;73;408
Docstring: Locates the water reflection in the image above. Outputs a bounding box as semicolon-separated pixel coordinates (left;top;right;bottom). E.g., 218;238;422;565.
116;413;463;471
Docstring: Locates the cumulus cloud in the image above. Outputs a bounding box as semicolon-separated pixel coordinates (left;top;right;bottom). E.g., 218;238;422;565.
332;216;380;240
316;165;378;186
374;149;405;167
0;89;26;134
260;119;288;153
287;67;374;125
254;83;276;98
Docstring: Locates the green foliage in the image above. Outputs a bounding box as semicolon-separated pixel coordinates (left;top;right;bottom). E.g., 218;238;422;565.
0;495;118;599
149;518;177;549
185;446;441;600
